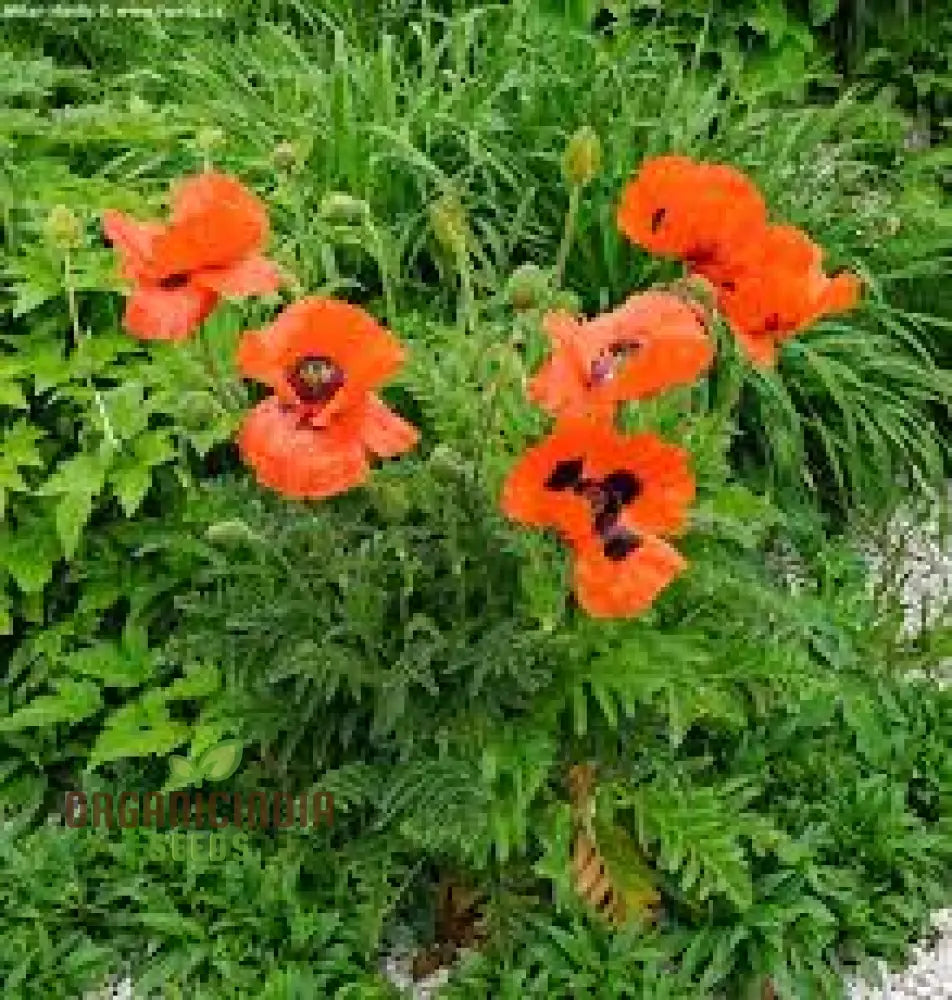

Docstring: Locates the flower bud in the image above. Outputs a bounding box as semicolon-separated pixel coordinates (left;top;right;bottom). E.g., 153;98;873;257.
507;263;551;311
45;204;82;250
319;191;371;225
195;125;225;156
429;191;467;254
562;126;601;188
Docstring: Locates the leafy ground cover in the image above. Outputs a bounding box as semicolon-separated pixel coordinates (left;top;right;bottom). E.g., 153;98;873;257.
1;3;950;998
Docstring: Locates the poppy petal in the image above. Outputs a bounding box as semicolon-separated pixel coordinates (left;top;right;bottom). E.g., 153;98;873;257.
238;397;369;499
354;395;419;458
102;210;164;281
193;255;284;297
123;281;218;341
572;533;685;618
149;172;268;280
500;419;613;544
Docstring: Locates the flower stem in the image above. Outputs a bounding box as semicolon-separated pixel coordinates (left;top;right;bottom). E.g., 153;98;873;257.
554;184;581;288
64;250;118;450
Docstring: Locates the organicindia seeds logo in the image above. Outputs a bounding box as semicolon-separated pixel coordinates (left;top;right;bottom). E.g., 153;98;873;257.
61;740;334;835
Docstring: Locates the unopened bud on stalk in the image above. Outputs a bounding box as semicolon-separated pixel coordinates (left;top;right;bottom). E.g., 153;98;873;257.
507;263;551;311
195;126;225;156
45;204;82;250
319;191;371;225
562;126;601;188
429;191;468;255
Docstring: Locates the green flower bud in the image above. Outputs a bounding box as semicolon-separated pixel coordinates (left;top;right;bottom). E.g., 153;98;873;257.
45;204;82;250
429;191;468;254
562;126;602;188
507;263;551;312
319;191;371;225
195;125;225;156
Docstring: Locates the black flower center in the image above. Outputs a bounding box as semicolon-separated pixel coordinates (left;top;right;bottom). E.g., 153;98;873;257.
288;355;346;405
601;523;642;561
544;459;642;551
650;207;667;233
159;272;190;290
544;458;585;492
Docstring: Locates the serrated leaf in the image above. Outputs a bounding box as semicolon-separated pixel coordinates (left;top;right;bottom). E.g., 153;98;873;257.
198;739;244;782
0;521;60;593
90;712;189;767
67;641;156;687
163;662;219;700
0;679;101;732
55;489;94;557
110;461;153;517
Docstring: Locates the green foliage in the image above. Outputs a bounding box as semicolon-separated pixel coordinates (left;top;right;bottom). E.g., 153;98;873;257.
1;3;950;999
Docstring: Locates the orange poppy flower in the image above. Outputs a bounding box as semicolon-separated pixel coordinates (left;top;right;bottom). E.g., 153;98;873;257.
102;172;282;342
708;225;862;364
616;155;767;265
236;297;418;500
502;419;694;544
528;291;713;419
502;420;693;617
572;520;686;618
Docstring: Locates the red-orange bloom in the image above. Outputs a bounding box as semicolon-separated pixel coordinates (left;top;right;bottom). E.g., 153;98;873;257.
617;155;767;265
573;521;686;618
709;225;862;365
102;172;282;342
528;291;713;419
237;297;418;500
501;420;693;616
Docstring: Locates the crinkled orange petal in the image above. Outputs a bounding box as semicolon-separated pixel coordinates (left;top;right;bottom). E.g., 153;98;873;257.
238;396;368;499
235;297;406;418
123;281;218;341
350;394;419;458
530;294;712;418
617;155;766;260
572;532;686;618
148;172;268;281
527;312;591;416
102;210;165;282
615;432;695;535
817;271;862;314
585;292;713;400
192;255;283;297
500;418;609;544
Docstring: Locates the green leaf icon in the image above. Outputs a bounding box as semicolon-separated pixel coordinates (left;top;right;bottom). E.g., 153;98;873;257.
198;740;243;783
168;755;200;786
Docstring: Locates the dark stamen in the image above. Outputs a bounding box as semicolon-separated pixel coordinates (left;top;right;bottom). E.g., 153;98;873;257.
601;470;641;507
545;458;585;492
589;339;641;386
288;355;346;405
602;525;642;561
650;207;666;233
159;272;190;290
